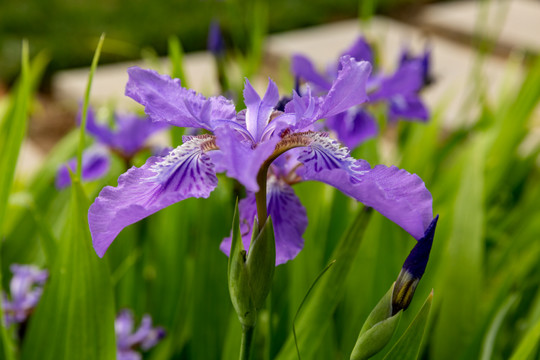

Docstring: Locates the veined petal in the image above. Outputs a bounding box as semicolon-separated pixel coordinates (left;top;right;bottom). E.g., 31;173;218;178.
89;136;218;257
297;134;432;239
291;55;333;91
296;132;367;176
211;125;280;192
220;178;308;265
125;67;236;130
56;146;110;189
326;108;378;149
243;78;280;142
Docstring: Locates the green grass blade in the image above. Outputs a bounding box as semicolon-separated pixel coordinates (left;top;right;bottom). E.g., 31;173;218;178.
383;291;434;360
432;135;487;360
21;179;116;360
276;207;372;360
77;33;105;180
480;295;518;360
509;315;540;360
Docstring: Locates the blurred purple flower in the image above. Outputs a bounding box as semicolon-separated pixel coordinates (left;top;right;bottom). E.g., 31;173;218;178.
55;146;111;189
2;264;48;327
292;36;431;149
207;20;225;58
55;108;169;189
116;309;165;360
89;58;433;265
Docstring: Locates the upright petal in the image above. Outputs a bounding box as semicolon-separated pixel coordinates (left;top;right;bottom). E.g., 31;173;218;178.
78;106;114;145
243;78;280;141
291;55;333;92
220;178;308;265
290;57;372;130
126;67;236;130
340;36;373;65
108;113;168;157
211;125;280;192
89;136;218;257
297;134;432;239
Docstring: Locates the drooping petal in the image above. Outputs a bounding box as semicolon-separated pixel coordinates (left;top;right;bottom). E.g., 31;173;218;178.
326;108;378;149
297;134;432;239
56;146;111;189
220;178;308;265
340;36;373;65
125;67;236;130
243;78;280;142
388;94;429;122
211;125;280;192
291;55;333;92
88;136;218;257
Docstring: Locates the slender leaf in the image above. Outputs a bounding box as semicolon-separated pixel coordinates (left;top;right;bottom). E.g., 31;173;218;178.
21;180;116;360
383;291;434;360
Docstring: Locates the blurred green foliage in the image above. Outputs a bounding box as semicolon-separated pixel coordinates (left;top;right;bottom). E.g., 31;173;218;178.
0;0;429;84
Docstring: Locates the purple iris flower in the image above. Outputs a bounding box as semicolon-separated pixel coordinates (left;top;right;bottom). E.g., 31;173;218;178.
207;20;226;58
2;264;48;327
55;145;111;189
55;108;168;189
115;309;165;360
88;55;433;265
392;215;439;314
292;36;430;149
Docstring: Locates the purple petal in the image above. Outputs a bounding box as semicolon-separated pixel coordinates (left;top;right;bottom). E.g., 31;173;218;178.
326;108;378;149
370;61;423;101
78;106;114;145
243;78;280;142
56;147;110;189
388;94;429;122
289;57;372;130
89;137;218;257
125;67;236;130
116;309;135;346
211;125;280;192
220;179;308;265
207;19;225;57
291;55;333;91
297;134;433;240
340;36;373;65
317;56;371;119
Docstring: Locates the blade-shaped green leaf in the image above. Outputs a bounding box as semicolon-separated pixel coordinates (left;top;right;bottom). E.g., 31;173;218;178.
21;180;116;360
383;290;434;360
509;315;540;360
432;135;486;360
276;207;372;360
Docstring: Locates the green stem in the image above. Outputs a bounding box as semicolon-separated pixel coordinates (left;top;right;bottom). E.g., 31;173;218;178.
240;325;255;360
255;169;268;231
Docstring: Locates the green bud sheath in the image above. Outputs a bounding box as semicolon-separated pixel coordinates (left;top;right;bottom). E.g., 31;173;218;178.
351;283;402;360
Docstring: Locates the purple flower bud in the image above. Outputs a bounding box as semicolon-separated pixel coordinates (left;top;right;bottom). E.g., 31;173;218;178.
2;264;48;327
392;215;439;314
207;20;225;58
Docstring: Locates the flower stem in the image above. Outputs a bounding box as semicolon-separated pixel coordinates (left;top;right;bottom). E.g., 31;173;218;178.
255;166;268;232
239;325;255;360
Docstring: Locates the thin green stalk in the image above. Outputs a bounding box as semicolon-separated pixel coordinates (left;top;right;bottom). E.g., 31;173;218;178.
77;33;105;180
240;325;255;360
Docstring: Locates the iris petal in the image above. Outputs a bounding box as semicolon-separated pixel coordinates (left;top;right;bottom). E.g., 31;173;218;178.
56;146;111;189
220;178;307;265
125;67;236;130
298;134;433;240
89;137;218;257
